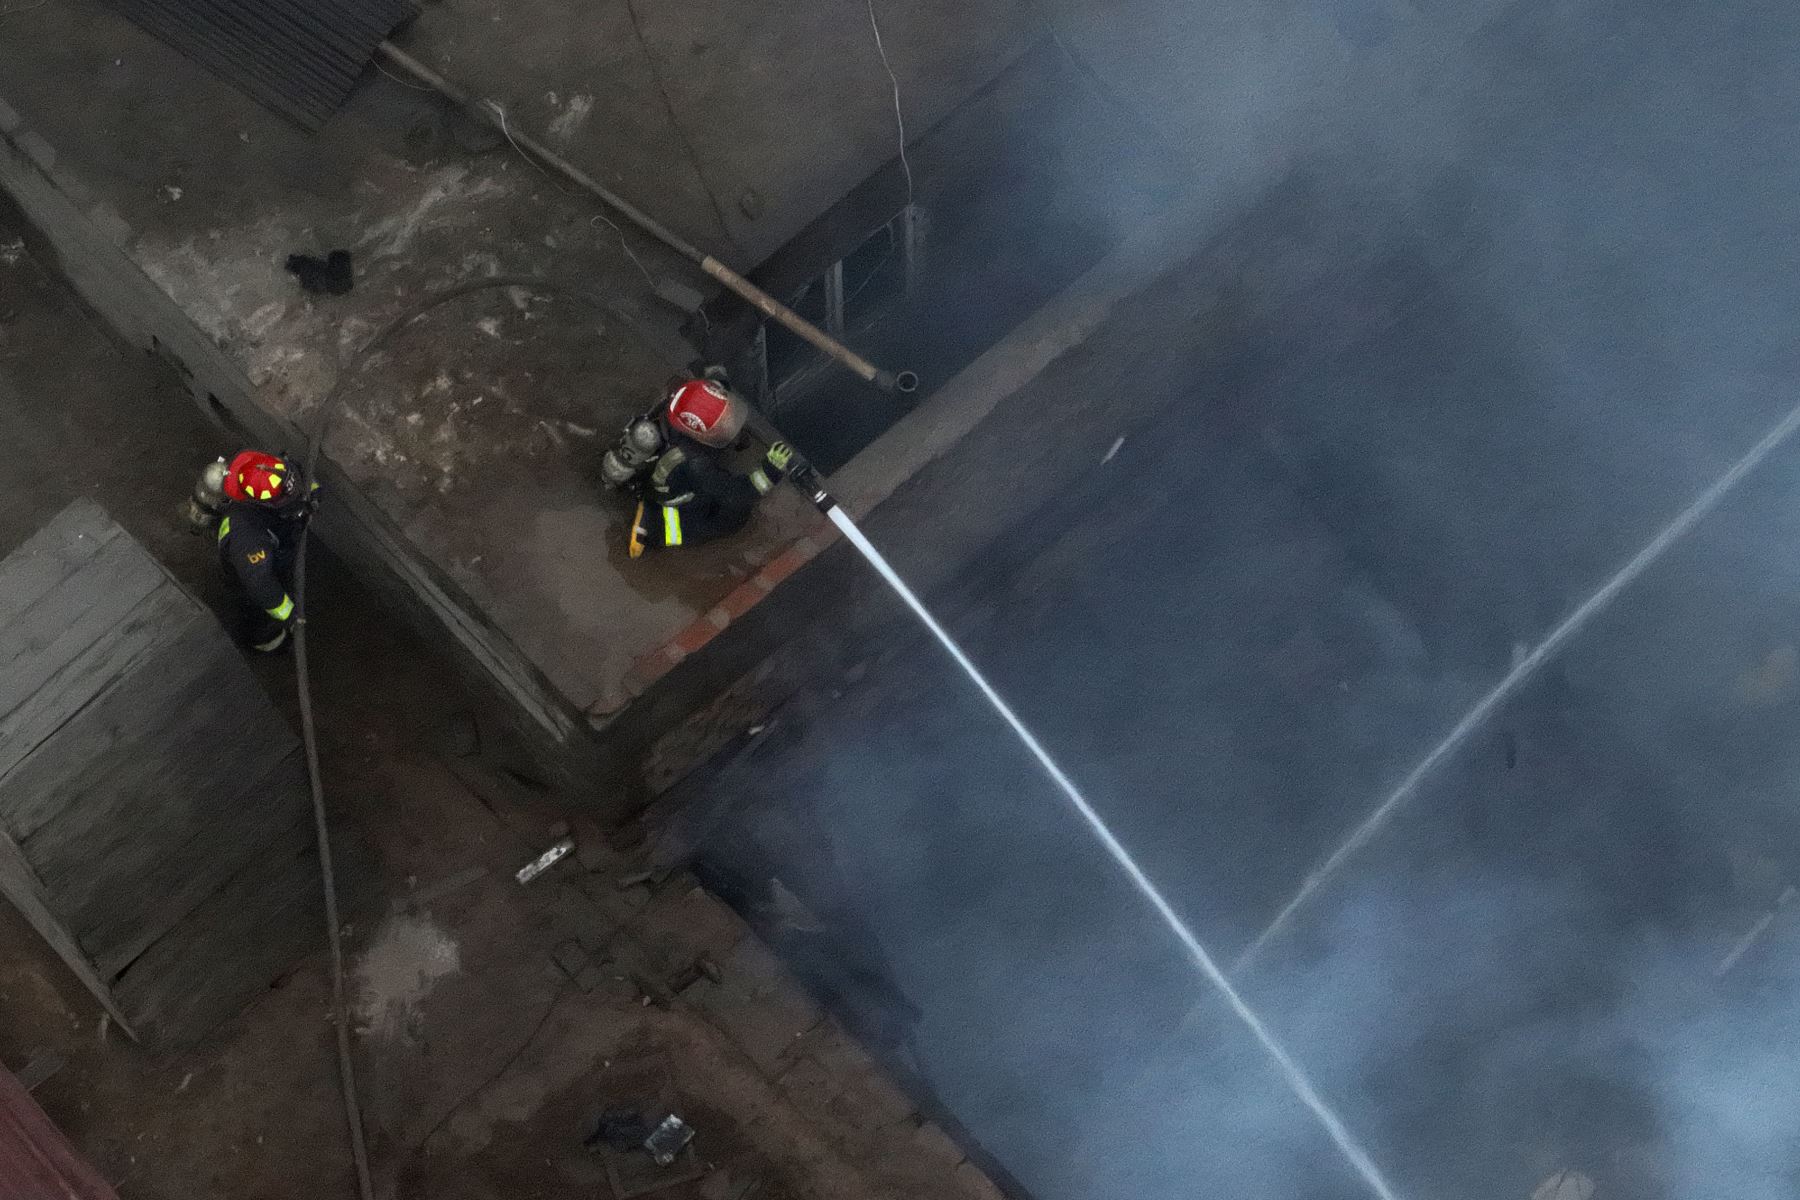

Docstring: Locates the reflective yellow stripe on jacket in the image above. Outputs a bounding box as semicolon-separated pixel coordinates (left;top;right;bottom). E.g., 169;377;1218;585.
268;595;295;621
662;507;683;547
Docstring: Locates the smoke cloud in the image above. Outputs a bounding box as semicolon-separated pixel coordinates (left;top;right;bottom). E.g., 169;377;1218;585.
680;1;1800;1198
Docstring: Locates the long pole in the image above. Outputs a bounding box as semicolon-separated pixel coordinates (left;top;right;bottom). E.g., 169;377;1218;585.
376;43;918;396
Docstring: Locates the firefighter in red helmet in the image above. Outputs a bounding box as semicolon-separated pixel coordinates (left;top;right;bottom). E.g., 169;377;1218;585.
212;450;316;652
602;372;793;556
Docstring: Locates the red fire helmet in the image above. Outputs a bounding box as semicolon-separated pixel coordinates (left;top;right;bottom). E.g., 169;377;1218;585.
665;379;748;449
222;450;295;505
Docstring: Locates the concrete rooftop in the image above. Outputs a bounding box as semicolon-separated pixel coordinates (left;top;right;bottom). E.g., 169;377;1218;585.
0;0;1042;731
0;197;1014;1200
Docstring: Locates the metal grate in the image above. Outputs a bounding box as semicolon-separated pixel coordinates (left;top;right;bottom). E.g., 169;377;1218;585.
102;0;418;130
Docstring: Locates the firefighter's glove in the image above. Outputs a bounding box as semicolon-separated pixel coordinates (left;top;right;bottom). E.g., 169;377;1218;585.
749;442;795;496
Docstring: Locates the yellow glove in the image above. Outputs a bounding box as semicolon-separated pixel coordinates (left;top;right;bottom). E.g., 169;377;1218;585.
765;442;795;472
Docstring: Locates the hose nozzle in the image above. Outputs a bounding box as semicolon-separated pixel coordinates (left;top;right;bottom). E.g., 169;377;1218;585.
785;460;834;513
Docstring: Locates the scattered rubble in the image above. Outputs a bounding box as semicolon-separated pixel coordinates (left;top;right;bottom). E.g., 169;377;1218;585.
516;836;576;885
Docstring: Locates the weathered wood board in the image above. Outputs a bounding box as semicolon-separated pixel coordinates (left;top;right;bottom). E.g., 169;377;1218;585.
0;1063;120;1200
0;500;320;1046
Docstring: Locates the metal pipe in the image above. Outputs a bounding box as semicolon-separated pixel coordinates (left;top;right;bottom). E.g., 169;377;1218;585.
376;42;919;396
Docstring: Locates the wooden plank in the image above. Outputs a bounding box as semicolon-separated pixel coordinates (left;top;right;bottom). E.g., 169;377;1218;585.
0;498;121;629
0;611;231;843
0;826;134;1037
0;528;169;702
24;632;298;866
87;747;310;980
0;1063;123;1200
0;503;324;1048
0;536;176;778
19;626;301;962
110;810;321;1048
0;584;201;788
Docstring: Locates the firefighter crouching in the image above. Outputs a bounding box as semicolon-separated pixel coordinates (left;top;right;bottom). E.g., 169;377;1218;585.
189;450;317;652
602;374;793;557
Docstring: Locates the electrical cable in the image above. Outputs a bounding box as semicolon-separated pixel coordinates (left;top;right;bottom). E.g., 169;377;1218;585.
373;60;435;92
591;214;663;295
1045;30;1186;166
496;103;579;196
492;101;666;296
618;0;742;250
864;0;914;206
289;275;684;1200
410;983;570;1155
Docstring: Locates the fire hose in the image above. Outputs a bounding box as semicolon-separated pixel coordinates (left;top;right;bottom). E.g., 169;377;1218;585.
291;276;684;1200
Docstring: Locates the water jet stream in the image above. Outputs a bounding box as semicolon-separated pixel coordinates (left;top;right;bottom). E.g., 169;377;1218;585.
825;505;1405;1200
1237;396;1800;973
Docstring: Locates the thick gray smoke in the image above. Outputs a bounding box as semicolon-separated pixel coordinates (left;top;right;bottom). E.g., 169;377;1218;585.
682;1;1800;1198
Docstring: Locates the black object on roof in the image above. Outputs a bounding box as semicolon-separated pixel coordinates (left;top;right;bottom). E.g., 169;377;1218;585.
102;0;418;130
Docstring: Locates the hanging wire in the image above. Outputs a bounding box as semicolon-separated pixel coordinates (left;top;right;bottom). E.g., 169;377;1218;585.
865;0;914;206
495;102;580;196
490;102;665;296
374;59;435;91
591;213;662;295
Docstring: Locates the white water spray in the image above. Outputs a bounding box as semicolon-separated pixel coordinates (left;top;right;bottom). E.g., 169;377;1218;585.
1237;396;1800;973
825;506;1405;1200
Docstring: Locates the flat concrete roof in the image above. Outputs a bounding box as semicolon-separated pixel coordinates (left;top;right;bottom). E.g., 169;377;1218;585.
0;0;1033;723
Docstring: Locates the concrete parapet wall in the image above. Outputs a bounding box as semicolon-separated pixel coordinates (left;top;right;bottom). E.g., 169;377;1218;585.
0;98;615;799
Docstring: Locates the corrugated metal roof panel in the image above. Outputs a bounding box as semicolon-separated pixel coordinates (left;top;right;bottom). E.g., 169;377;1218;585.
102;0;418;130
